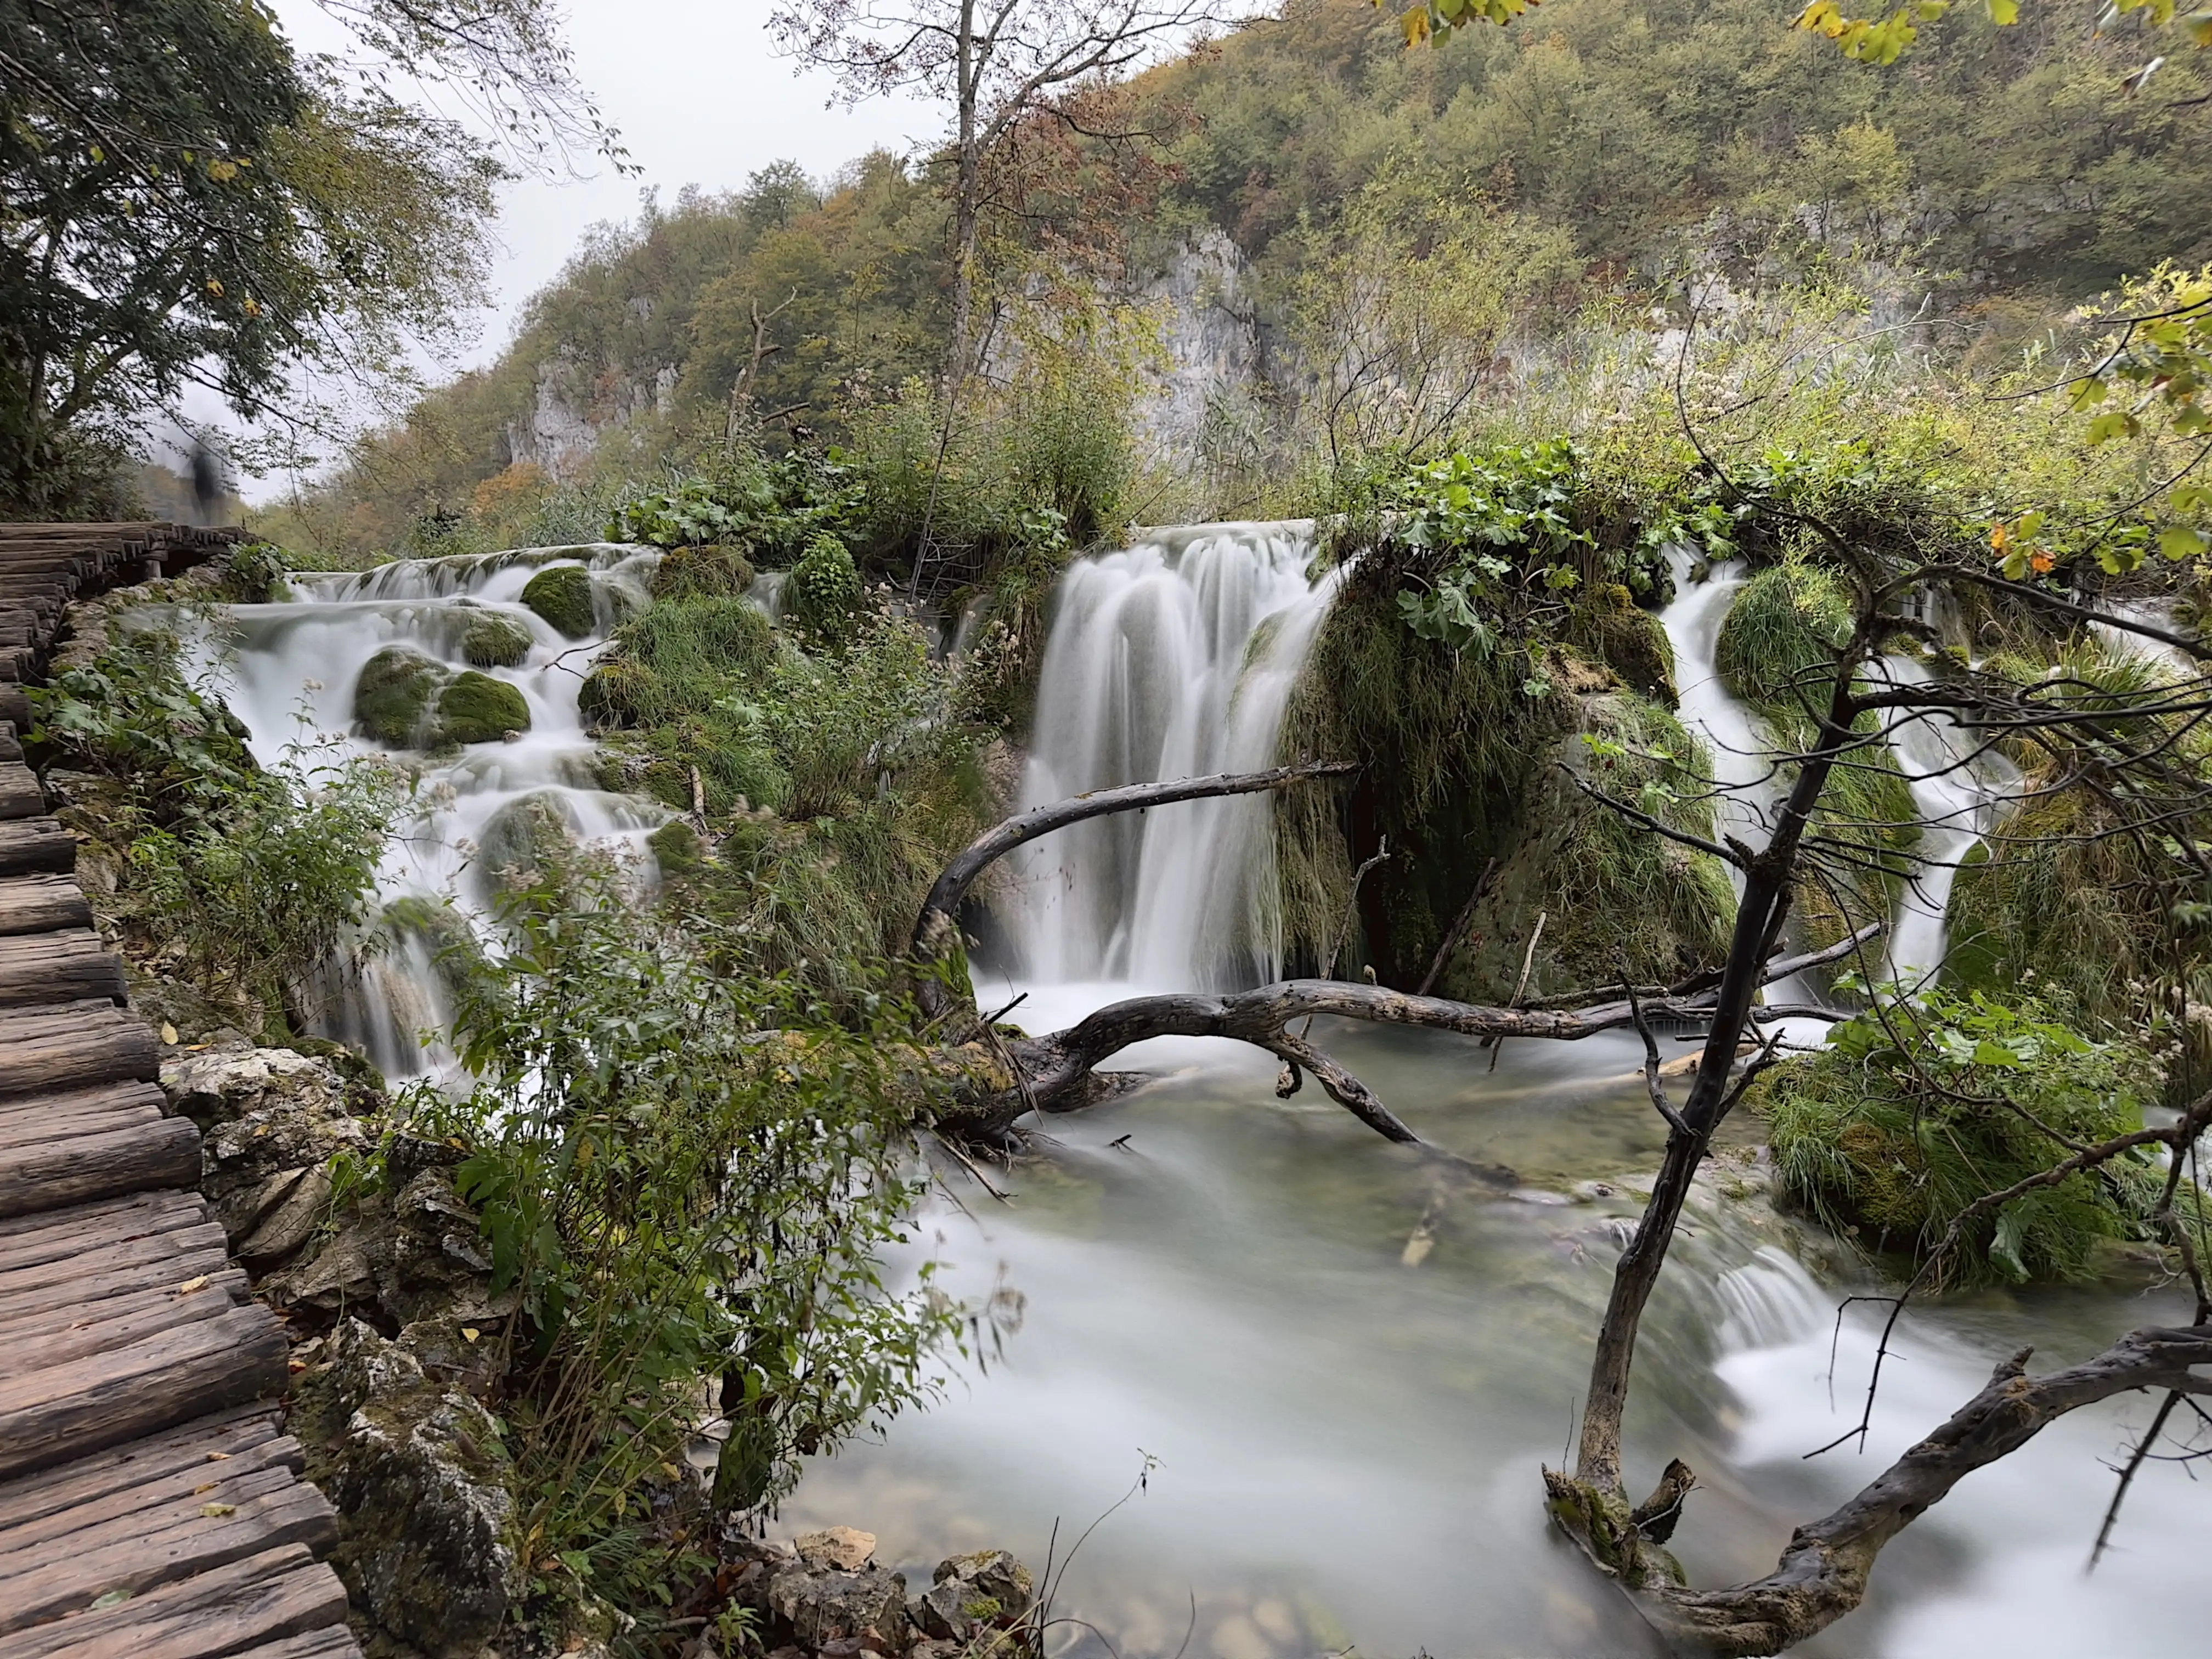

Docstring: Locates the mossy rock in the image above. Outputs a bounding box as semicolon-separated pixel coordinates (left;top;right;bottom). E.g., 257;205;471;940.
647;820;708;882
353;647;449;746
651;544;755;602
785;534;862;639
435;672;530;745
1714;560;1852;712
1562;584;1677;705
475;792;578;895
461;612;534;668
520;564;597;639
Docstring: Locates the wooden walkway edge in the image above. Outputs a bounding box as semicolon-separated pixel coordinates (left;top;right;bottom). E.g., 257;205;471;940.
0;524;362;1659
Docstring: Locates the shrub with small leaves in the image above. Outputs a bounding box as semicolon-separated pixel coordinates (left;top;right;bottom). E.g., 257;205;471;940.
785;533;863;640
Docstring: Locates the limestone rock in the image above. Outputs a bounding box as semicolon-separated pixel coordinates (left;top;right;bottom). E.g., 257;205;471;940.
163;1043;376;1262
294;1321;521;1659
766;1562;909;1651
912;1549;1033;1641
795;1526;877;1572
354;646;449;746
436;670;531;744
461;610;534;668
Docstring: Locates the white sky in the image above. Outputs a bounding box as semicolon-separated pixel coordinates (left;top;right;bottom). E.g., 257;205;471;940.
272;0;941;372
184;2;939;497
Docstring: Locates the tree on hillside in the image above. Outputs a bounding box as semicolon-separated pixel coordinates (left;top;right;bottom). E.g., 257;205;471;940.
769;0;1259;390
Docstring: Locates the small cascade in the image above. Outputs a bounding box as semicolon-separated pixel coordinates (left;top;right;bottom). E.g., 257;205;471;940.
1009;522;1338;989
1657;550;1771;865
1871;656;2016;989
193;543;668;1079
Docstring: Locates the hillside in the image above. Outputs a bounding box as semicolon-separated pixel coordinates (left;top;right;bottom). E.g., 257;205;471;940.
268;0;2212;561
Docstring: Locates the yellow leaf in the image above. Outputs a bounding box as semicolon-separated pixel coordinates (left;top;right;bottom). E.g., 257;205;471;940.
1985;0;2017;20
206;1451;231;1461
461;1327;481;1342
1401;4;1432;44
175;1275;209;1295
200;1502;236;1518
205;278;223;297
160;1022;178;1044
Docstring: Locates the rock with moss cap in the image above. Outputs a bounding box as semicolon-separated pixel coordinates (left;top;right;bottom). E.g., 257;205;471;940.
434;671;529;745
520;563;597;638
460;610;533;668
353;646;449;746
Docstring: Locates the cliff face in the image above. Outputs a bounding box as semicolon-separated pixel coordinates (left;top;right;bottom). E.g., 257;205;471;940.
501;358;680;482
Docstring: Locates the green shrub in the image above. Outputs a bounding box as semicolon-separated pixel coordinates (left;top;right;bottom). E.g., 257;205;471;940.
785;533;863;640
521;564;597;639
435;671;531;745
1754;989;2183;1286
31;629;258;817
461;611;534;668
418;860;957;1617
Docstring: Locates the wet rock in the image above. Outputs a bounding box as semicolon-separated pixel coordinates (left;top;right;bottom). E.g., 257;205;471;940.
521;563;597;638
767;1562;910;1651
292;1321;522;1658
912;1549;1032;1641
435;669;531;744
460;610;534;668
354;646;449;745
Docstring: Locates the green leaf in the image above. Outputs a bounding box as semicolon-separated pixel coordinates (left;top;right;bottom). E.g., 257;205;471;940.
2159;525;2209;561
1984;0;2017;19
1990;1206;2032;1283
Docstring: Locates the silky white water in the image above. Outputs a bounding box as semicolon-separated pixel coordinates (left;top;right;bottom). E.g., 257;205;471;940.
786;535;2199;1657
186;544;668;1079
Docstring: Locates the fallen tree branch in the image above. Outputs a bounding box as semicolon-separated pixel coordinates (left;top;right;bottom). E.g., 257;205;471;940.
1589;1327;2212;1657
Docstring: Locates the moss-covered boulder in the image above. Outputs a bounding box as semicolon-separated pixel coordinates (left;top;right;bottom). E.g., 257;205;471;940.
435;672;529;745
1752;992;2182;1285
475;792;577;895
1561;584;1677;704
354;647;449;746
460;612;533;668
1714;559;1852;710
785;533;862;639
520;564;597;639
651;543;755;602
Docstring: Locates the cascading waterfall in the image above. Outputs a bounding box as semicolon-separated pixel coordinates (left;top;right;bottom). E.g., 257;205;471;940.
1007;522;1338;990
188;544;669;1079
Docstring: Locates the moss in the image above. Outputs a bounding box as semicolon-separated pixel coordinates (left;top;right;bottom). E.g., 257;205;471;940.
353;647;449;746
785;533;862;639
1715;559;1853;712
647;820;707;883
580;596;777;730
460;612;534;668
475;793;577;894
435;672;530;745
1751;994;2181;1285
521;564;597;639
650;543;754;601
1560;584;1677;705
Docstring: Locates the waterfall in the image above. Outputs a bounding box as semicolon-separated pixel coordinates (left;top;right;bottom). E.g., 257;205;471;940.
190;544;669;1079
1657;549;1771;867
1008;522;1338;990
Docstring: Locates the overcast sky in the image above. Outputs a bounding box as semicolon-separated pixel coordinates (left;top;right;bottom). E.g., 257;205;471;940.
270;0;940;373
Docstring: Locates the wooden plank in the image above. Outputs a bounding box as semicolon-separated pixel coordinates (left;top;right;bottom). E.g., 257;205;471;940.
0;1000;159;1098
225;1629;363;1659
0;1275;247;1376
0;1543;349;1659
0;874;92;935
0;764;44;820
0;1182;204;1248
0;1078;170;1143
0;814;63;877
0;1474;337;1634
0;1115;202;1220
0;927;125;1006
0;1421;295;1551
0;1183;204;1271
0;1218;229;1323
0;1303;287;1481
0;1454;301;1572
0;1404;280;1533
0;691;25;735
0;1268;249;1368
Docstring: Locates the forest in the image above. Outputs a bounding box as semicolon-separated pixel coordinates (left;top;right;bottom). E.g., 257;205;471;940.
4;0;2211;1655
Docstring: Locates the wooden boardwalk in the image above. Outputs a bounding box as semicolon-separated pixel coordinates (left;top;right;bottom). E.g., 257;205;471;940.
0;525;360;1658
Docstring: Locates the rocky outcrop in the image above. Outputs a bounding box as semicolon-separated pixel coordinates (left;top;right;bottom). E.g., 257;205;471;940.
290;1321;522;1659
